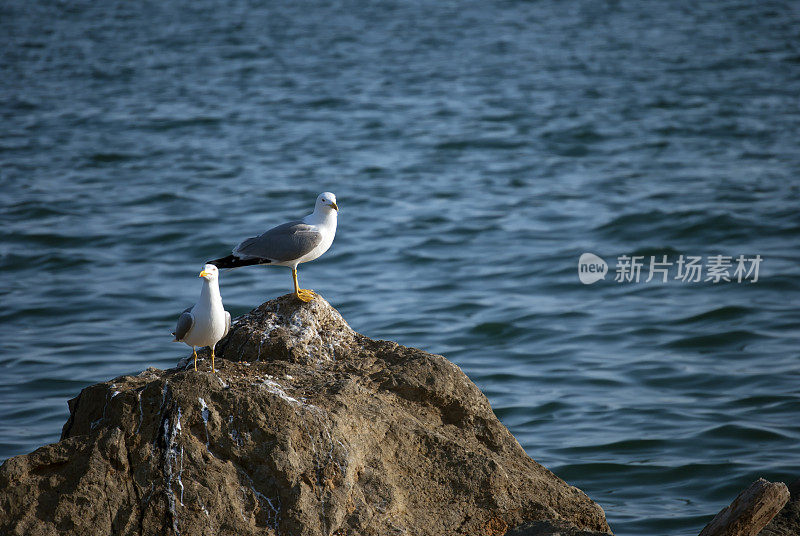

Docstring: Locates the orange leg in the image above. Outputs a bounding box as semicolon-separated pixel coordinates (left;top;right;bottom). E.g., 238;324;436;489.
292;268;316;302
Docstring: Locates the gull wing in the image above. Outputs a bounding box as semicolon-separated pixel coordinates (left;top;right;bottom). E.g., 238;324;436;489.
224;310;231;337
172;306;194;342
233;221;323;263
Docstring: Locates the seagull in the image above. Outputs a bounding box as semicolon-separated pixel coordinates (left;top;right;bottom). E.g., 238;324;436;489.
172;264;231;372
208;192;338;302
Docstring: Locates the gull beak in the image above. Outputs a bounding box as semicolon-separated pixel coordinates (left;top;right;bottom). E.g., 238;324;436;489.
329;202;339;211
199;270;210;278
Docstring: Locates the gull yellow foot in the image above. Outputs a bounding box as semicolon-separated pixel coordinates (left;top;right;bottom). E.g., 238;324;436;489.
192;347;198;371
211;347;216;373
291;268;316;302
295;288;317;302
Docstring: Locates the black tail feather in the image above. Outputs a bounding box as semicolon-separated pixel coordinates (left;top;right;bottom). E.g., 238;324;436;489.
207;254;271;269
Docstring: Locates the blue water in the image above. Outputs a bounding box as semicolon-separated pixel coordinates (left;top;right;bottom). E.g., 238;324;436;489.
2;1;800;534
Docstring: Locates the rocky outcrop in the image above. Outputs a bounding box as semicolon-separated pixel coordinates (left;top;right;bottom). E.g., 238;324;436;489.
699;478;790;536
759;478;800;536
507;520;613;536
0;295;611;536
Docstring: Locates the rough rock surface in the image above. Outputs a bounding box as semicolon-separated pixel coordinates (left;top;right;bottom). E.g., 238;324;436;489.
0;294;611;536
758;478;800;536
506;520;613;536
699;478;790;536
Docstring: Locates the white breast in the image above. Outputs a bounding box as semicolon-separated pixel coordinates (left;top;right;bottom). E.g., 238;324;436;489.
183;279;228;348
293;213;337;267
184;302;227;348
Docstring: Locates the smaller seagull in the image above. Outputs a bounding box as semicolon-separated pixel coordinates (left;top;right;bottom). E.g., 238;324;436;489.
209;192;338;302
172;264;231;372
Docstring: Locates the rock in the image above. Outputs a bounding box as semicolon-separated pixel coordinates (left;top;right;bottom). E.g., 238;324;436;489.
507;519;614;535
758;478;800;536
0;294;611;536
699;478;790;536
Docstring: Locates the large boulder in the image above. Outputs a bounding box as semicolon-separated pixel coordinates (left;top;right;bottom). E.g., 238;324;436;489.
0;295;611;536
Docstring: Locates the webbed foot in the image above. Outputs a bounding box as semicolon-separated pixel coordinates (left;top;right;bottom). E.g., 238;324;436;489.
295;288;316;302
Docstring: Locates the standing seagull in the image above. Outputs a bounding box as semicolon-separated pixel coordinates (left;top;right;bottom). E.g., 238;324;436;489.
208;192;338;302
172;264;231;372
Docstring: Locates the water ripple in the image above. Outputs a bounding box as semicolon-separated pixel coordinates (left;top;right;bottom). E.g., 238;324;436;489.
2;2;800;535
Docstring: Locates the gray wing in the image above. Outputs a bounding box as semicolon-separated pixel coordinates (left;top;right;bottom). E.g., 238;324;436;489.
233;220;322;262
172;307;194;342
224;310;231;337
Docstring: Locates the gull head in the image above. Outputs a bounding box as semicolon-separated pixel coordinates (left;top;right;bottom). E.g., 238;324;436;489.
198;264;219;281
315;192;338;213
